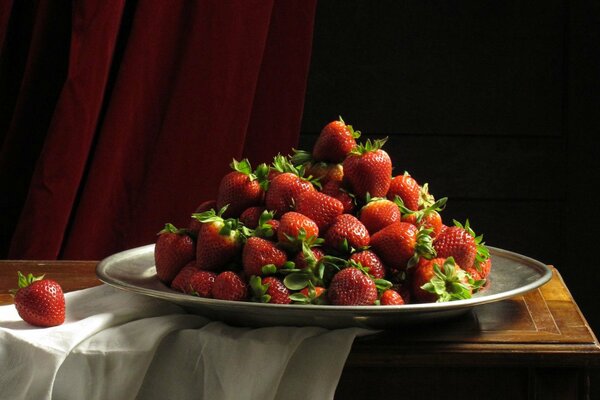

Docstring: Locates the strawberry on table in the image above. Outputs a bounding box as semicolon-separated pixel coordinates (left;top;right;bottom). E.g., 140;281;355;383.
242;236;288;277
12;272;65;327
379;289;405;305
370;222;436;271
211;271;248;301
155;223;196;284
349;250;386;279
192;207;247;271
189;270;217;298
327;267;378;306
290;282;328;305
277;211;320;251
411;257;478;303
238;206;265;229
264;170;316;216
294;190;344;231
399;196;447;238
216;159;268;218
170;261;198;293
342;138;392;200
321;180;356;214
387;172;421;211
434;219;489;271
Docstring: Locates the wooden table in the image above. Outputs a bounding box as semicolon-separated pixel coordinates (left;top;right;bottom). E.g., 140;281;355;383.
1;261;599;399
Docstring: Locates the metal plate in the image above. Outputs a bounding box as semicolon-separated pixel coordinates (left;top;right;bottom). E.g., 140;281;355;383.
96;244;552;329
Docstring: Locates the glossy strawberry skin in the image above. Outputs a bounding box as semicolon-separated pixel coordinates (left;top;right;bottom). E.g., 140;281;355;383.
380;289;405;305
370;221;418;271
196;221;242;271
295;190;344;231
264;172;315;216
242;236;288;276
170;262;199;293
387;174;420;211
349;250;386;279
321;180;355;214
239;206;265;229
463;257;492;281
434;226;477;270
262;276;291;304
324;214;370;253
293;247;325;270
277;212;319;248
14;279;65;327
211;271;248;301
155;227;195;284
189;270;217;298
359;198;401;235
216;171;263;218
313;120;357;163
327;267;377;306
343;148;392;199
304;162;344;186
402;210;444;238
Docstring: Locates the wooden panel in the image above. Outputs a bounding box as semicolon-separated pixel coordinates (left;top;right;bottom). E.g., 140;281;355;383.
303;0;565;136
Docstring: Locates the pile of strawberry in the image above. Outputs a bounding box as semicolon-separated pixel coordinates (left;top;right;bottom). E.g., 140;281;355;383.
154;118;491;306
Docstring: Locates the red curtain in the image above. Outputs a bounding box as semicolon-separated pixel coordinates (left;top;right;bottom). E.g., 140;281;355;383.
0;0;317;260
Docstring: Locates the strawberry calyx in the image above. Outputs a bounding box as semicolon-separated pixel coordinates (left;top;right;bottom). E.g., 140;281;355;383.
407;226;436;269
289;281;327;305
249;275;272;303
192;206;250;239
421;257;472;302
10;271;45;296
397;196;447;223
338;116;361;139
349;137;388;156
253;210;277;239
347;260;392;294
453;219;490;272
418;182;436;209
290;149;313;166
282;242;344;290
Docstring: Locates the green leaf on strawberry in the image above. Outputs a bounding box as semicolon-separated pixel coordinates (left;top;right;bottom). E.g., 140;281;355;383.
421;257;472;302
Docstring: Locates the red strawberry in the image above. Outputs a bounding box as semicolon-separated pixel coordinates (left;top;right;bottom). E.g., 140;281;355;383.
154;223;196;284
321;180;355;213
411;257;473;303
189;270;217;298
290;283;328;304
342;138;392;200
211;271;248;301
380;289;405;305
312;117;360;163
463;256;492;281
433;220;489;271
12;272;65;327
246;209;279;240
249;276;291;304
293;246;325;270
400;197;447;238
265;172;315;216
359;197;401;235
387;172;420;211
242;236;288;276
370;222;435;271
324;214;369;253
170;262;198;293
277;211;319;250
189;200;216;233
295;190;344;231
216;159;268;218
192;207;245;271
349;250;386;279
327;267;377;305
239;206;265;229
304;162;344;186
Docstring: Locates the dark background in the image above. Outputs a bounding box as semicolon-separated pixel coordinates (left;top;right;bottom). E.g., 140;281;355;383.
300;1;600;336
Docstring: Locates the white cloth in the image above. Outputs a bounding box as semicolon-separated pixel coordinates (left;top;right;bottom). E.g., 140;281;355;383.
0;285;372;400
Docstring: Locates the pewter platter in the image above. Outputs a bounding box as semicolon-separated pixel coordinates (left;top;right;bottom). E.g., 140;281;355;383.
96;244;552;329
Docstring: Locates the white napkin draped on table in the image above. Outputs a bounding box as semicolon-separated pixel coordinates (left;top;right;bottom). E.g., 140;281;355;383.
0;284;373;400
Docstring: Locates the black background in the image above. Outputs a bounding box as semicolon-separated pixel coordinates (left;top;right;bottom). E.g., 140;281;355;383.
300;0;600;337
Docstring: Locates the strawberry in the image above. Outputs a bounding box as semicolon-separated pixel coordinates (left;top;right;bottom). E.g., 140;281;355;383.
399;197;447;238
342;138;392;200
433;219;489;271
304;162;344;186
216;159;268;218
380;289;405;305
349;250;386;279
327;267;377;305
289;282;328;305
277;211;320;250
359;197;401;235
387;172;420;211
12;272;65;327
247;209;279;240
154;223;196;284
294;190;344;231
170;262;198;293
192;207;246;271
312;117;360;163
249;276;291;304
264;171;315;216
323;214;370;254
463;256;492;281
242;236;288;276
370;222;435;271
239;206;265;229
188;200;216;234
189;270;217;298
411;257;474;303
211;271;248;301
293;246;325;270
321;180;355;214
